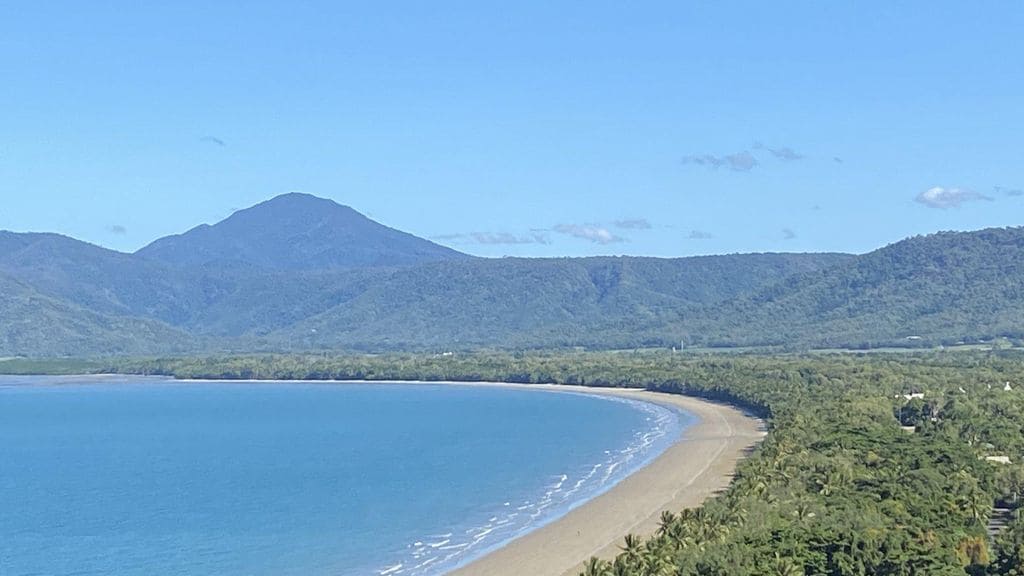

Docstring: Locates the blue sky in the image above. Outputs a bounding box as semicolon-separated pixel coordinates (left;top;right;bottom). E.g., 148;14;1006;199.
1;2;1021;258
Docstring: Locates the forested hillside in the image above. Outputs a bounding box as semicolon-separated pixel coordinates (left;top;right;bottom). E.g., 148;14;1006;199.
0;193;1020;356
0;271;193;357
0;231;208;323
0;202;852;355
687;228;1024;349
268;253;851;351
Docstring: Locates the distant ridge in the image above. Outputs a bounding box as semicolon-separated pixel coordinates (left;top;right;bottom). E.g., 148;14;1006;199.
0;231;194;321
689;227;1024;349
0;193;1020;356
135;193;469;270
268;253;854;351
0;269;192;357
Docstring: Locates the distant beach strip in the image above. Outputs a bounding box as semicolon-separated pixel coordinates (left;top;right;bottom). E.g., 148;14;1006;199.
446;385;766;576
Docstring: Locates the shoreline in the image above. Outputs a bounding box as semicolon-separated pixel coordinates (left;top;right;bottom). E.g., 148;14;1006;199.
445;385;766;576
3;375;765;576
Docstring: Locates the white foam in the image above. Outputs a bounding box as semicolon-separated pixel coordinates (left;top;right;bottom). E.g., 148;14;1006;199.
378;393;684;576
412;557;438;570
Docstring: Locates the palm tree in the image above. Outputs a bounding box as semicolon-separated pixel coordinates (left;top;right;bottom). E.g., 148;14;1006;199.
677;508;697;524
772;553;804;576
792;499;816;523
657;510;677;536
728;504;749;527
611;557;631;576
642;544;677;576
620;533;644;566
581;556;611;576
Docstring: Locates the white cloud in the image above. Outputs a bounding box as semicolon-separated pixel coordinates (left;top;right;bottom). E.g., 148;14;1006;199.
553;224;624;244
915;187;993;209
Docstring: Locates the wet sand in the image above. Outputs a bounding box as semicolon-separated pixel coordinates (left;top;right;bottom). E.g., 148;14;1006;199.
448;385;765;576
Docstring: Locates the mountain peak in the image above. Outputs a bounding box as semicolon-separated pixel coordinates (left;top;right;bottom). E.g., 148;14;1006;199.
254;192;355;212
136;194;468;270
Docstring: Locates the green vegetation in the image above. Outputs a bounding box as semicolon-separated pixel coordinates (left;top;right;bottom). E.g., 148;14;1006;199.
0;271;194;357
83;350;1024;574
695;228;1024;350
269;253;851;351
0;225;850;355
2;194;1022;356
0;357;107;375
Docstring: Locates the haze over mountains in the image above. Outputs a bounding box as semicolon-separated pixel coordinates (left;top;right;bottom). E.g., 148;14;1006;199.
0;193;1020;357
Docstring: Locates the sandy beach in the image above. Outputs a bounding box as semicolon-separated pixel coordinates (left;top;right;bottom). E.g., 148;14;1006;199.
448;385;766;576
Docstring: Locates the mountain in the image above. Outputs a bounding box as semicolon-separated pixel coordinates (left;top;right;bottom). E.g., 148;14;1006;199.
0;231;206;323
265;253;854;351
0;192;1020;357
0;230;391;336
135;193;469;270
688;227;1024;349
0;215;852;354
0;270;193;357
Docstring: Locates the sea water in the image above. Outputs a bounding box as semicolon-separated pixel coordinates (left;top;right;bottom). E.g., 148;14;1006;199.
0;376;690;576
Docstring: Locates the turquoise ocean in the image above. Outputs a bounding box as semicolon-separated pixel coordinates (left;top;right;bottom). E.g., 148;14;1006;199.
0;377;689;576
